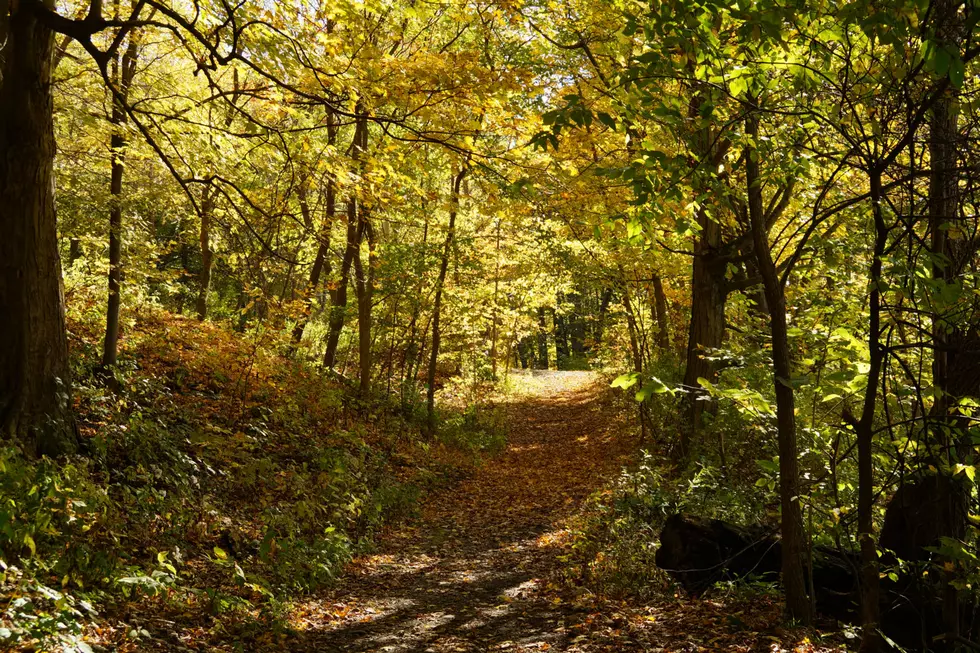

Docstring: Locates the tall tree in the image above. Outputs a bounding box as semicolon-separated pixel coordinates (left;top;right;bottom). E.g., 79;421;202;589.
427;164;467;432
745;104;809;624
101;19;139;369
0;0;79;456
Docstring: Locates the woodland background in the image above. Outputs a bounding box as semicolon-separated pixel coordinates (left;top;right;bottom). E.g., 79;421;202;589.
3;0;980;650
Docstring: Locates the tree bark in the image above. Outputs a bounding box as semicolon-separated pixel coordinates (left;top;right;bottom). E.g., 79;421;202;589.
746;109;810;624
680;81;732;461
536;306;549;369
569;292;586;357
517;337;533;369
927;3;967;643
0;0;79;456
427;165;466;433
196;69;238;320
195;185;215;320
621;281;650;442
350;115;373;396
855;168;887;653
101;27;138;369
68;238;83;267
554;297;570;369
489;218;502;380
680;231;727;457
291;111;337;347
593;287;614;345
353;220;373;396
323;113;367;369
652;273;670;351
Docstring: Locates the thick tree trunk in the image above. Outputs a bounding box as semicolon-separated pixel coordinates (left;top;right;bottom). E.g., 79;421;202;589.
427;166;466;433
0;0;79;456
746;111;810;624
680;81;732;461
927;5;967;643
681;212;728;444
517;337;533;369
680;235;727;457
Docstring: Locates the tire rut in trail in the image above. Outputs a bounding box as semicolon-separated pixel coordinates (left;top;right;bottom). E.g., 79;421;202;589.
289;371;634;653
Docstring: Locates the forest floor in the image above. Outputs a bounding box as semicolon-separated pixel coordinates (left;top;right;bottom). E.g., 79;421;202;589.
275;372;847;653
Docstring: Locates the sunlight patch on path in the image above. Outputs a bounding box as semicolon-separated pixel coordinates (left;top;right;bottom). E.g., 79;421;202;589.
284;371;635;652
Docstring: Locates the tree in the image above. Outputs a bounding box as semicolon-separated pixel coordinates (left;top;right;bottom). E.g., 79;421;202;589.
0;0;79;456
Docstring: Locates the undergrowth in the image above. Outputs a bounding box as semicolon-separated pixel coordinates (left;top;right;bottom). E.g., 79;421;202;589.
558;364;772;603
0;297;502;651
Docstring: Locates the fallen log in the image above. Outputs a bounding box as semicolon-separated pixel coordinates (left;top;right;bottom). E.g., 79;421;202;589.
654;514;859;621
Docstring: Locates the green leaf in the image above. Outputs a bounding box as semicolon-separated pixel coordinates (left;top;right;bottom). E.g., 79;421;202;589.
635;376;672;401
213;546;228;560
23;534;35;557
950;57;965;89
611;373;640;389
933;47;952;77
730;76;748;97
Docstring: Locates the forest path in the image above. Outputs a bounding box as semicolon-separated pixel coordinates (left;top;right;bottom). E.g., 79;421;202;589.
290;370;636;652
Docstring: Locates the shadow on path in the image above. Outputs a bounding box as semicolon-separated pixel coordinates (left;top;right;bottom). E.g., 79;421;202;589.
290;371;635;652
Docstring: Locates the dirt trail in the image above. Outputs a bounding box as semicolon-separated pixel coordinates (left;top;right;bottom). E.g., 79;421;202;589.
289;371;635;652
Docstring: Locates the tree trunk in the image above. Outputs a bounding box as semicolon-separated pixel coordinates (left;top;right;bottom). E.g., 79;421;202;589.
621;279;650;441
195;185;215;320
68;238;83;267
536;306;549;369
196;69;238;320
517;337;533;369
353;220;373;396
569;292;586;357
489;218;502;380
427;165;466;433
680;81;732;461
291;112;337;347
680;223;727;457
554;298;570;369
652;273;670;351
927;5;967;643
746;110;810;624
323;114;367;369
101;29;138;368
350;116;372;395
593;287;614;345
855;169;887;653
0;0;79;456
323;209;357;369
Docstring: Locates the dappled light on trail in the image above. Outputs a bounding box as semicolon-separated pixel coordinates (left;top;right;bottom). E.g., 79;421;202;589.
276;373;843;653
